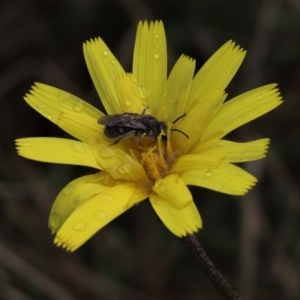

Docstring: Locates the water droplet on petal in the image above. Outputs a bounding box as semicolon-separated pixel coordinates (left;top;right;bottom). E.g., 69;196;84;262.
70;197;82;207
101;193;113;202
258;95;263;99
102;49;108;56
86;138;96;145
47;114;53;120
118;162;133;174
98;148;116;158
206;169;214;178
156;200;166;207
49;213;61;228
58;91;71;102
216;185;223;191
71;142;86;153
125;98;132;106
156;181;166;192
73;222;86;231
78;119;86;125
155;33;159;39
193;123;200;131
63;184;75;196
154;53;160;59
93;211;106;221
73;101;84;112
111;59;116;64
21;139;31;147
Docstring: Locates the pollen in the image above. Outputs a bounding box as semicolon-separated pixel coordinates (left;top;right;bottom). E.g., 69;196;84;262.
141;131;180;181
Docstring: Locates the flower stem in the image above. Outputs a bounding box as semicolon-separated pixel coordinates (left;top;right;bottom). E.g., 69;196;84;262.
180;234;241;300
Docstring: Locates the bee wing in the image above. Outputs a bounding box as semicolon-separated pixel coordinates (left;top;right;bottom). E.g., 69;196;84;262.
98;114;147;130
98;115;119;125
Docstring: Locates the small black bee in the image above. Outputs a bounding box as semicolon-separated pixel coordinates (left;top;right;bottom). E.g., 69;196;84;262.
98;108;188;145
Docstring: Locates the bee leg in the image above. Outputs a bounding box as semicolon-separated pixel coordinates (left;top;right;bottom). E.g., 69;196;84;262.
110;131;136;146
137;131;144;147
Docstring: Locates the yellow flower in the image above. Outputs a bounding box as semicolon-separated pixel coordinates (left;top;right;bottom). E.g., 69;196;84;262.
16;21;282;251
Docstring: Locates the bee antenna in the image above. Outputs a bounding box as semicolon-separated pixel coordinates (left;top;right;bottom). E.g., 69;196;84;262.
170;128;189;139
172;113;186;124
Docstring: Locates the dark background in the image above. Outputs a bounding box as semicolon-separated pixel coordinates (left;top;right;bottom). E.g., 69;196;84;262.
0;0;299;299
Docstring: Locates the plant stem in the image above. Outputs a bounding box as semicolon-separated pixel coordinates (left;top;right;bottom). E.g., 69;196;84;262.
180;234;241;300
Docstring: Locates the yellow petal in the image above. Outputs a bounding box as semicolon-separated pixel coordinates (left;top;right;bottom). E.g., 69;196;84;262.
170;152;223;173
172;87;225;154
187;41;245;110
116;73;147;113
133;21;167;115
191;138;270;163
49;173;114;233
92;144;148;181
157;54;195;122
56;110;103;145
16;138;99;168
201;84;283;142
152;173;192;209
24;83;103;138
150;193;202;237
181;162;257;195
83;38;126;114
54;181;148;251
27;83;103;119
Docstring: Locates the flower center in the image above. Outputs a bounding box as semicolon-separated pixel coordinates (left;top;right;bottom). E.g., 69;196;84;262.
140;128;180;181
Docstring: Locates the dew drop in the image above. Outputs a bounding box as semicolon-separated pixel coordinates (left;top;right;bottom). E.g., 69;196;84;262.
98;148;116;158
93;210;106;221
206;169;214;178
258;95;263;99
136;86;150;99
71;142;86;153
156;182;166;192
102;193;113;202
58;91;71;102
118;162;133;174
63;184;75;196
246;102;251;107
73;101;84;112
125;98;132;106
155;33;159;39
72;222;86;231
111;59;116;64
243;152;250;162
78;119;86;125
21;139;31;147
193;123;201;131
216;185;223;191
102;49;109;56
86;137;96;145
49;213;61;228
70;197;83;207
109;159;118;167
154;53;160;59
47;114;53;120
156;200;166;207
61;113;67;118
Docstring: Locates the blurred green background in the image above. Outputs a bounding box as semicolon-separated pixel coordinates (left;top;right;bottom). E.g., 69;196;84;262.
0;0;299;299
